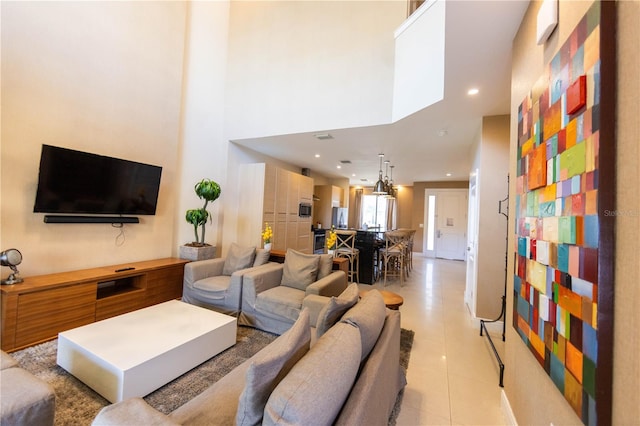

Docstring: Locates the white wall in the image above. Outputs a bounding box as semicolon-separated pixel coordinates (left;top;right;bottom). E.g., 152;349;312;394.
223;1;405;140
475;115;509;319
1;2;187;276
174;1;231;252
392;0;445;122
466;115;510;319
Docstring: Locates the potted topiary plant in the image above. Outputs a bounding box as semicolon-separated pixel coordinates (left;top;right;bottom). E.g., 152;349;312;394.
179;178;221;261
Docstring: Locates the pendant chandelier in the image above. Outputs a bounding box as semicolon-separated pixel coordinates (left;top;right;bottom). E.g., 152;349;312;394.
372;153;387;195
386;165;396;199
383;160;391;193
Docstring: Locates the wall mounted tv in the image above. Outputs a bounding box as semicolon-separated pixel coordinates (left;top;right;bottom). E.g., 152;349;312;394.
33;145;162;223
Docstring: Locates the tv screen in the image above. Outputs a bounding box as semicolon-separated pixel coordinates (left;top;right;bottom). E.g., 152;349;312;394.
33;145;162;216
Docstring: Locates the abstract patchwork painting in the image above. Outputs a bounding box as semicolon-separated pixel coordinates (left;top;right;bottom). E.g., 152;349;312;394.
513;2;615;425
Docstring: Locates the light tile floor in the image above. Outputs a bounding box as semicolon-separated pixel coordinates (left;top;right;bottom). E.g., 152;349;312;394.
360;255;507;426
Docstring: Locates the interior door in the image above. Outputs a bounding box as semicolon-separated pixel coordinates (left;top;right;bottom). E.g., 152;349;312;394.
465;170;479;311
434;190;468;260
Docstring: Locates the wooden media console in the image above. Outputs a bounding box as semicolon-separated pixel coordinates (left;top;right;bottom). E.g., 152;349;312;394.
0;258;189;352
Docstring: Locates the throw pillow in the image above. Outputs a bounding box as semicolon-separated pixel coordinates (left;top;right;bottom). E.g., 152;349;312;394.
316;253;333;279
315;283;359;337
253;248;271;267
263;322;361;426
223;243;257;276
236;309;311;426
340;289;386;361
280;249;320;291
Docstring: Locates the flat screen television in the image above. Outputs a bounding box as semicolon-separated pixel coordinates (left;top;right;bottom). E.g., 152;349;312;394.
33;145;162;216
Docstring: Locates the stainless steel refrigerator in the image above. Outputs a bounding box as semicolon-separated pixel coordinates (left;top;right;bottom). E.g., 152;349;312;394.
331;207;348;229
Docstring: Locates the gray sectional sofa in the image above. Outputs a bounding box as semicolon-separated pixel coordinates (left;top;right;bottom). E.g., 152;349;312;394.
92;289;406;426
1;350;56;426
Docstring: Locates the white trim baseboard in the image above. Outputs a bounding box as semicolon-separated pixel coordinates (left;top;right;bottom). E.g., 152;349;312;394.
501;390;518;426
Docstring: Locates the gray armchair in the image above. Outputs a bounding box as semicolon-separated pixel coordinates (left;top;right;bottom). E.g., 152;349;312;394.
238;249;348;335
182;244;272;316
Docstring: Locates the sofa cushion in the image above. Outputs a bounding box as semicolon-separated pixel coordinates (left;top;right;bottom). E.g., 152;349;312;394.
263;322;361;426
236;309;311;426
192;275;230;295
280;249;320;291
341;289;386;361
252;248;271;267
256;286;305;323
93;397;178;425
316;283;359;337
1;367;56;426
0;351;17;370
223;243;257;276
316;253;334;280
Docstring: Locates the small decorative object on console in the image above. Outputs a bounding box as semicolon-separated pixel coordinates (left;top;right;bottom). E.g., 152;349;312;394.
326;226;337;255
181;179;221;261
0;248;24;285
262;222;273;250
184;178;221;246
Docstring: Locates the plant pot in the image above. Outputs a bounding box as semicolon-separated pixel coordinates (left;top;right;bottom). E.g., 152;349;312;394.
264;243;272;251
328;249;335;256
179;244;216;261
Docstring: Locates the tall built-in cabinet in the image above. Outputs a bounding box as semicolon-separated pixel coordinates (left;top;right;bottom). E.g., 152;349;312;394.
313;185;345;228
238;164;313;253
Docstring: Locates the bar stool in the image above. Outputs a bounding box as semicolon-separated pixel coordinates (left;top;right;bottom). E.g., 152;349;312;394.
397;228;416;275
379;230;406;286
334;230;360;284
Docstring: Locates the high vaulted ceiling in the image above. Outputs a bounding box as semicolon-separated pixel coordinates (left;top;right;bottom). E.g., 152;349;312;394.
234;1;529;186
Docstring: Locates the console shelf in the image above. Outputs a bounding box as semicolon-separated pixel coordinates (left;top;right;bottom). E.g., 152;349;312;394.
96;276;144;299
0;258;189;352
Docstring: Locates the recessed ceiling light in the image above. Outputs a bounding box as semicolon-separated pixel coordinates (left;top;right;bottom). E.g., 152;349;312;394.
314;154;320;158
467;88;479;95
352;173;356;177
336;165;341;169
438;129;448;137
446;173;452;177
314;133;333;140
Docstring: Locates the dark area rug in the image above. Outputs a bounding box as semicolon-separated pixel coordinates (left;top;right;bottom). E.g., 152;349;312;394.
10;326;414;425
388;328;415;426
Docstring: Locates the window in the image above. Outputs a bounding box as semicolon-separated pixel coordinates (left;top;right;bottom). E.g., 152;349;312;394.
361;195;388;230
427;195;436;251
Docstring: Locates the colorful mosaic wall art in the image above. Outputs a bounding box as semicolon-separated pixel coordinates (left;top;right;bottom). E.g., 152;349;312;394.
513;2;615;425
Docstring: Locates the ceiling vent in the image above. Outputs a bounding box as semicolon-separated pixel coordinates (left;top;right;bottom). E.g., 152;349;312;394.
340;160;351;164
314;133;333;140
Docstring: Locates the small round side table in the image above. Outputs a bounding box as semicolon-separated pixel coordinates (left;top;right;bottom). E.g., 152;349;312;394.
359;289;404;310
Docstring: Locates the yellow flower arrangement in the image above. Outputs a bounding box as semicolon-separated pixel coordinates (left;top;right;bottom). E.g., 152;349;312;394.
326;226;337;250
262;222;273;244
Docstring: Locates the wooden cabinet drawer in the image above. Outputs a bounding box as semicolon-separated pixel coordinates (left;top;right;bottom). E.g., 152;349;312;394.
144;266;184;307
15;283;96;348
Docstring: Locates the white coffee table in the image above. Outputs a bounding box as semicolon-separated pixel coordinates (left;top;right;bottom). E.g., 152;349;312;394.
57;300;236;403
